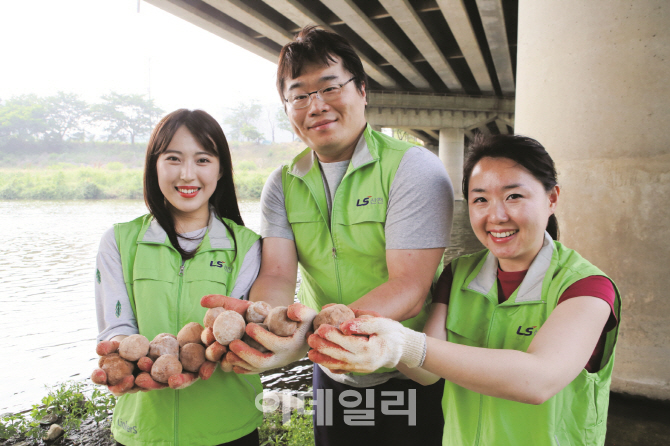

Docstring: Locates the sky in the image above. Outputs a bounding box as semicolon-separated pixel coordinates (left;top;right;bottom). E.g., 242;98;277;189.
0;0;290;139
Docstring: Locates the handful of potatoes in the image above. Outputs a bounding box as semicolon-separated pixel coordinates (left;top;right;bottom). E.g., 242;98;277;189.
92;299;303;392
203;301;301;371
91;326;215;392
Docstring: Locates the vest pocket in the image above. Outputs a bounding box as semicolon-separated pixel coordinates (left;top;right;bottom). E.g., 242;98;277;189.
287;209;323;224
133;267;176;283
338;205;386;225
446;315;489;347
183;263;231;284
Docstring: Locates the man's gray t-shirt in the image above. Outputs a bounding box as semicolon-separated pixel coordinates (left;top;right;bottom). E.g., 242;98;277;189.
260;138;454;386
261;145;454;249
95;217;261;343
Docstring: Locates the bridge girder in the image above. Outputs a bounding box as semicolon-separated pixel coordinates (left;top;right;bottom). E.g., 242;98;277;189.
145;0;517;138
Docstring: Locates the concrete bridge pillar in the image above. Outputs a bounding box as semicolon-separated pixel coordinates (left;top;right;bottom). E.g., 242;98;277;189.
516;0;670;399
439;128;464;201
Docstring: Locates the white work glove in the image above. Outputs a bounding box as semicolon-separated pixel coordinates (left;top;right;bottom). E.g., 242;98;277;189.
307;317;427;374
226;303;317;374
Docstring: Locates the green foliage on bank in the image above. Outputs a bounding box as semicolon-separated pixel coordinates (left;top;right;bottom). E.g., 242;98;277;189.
0;167;143;200
0;137;305;201
0;382;116;443
0;166;277;201
259;401;315;446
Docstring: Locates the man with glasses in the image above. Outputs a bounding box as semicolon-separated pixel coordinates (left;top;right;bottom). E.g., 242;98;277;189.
229;26;453;445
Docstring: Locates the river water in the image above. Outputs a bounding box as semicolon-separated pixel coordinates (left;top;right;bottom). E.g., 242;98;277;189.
0;199;311;414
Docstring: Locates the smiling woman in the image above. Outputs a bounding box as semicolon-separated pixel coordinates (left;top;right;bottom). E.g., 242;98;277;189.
93;109;264;446
309;134;622;446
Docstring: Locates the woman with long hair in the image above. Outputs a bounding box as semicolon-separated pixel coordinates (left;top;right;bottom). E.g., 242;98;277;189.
94;109;262;446
309;134;621;446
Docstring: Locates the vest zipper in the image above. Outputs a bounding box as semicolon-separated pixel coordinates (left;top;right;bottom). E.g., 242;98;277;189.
475;303;499;445
329;184;342;304
175;259;185;444
296;171;343;303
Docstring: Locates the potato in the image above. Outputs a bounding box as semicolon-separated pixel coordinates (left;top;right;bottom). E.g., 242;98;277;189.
180;343;206;372
205;342;227;362
177;322;204;347
201;327;216;346
149;334;179;360
245;301;272;324
98;352;119;368
151;354;182;383
266;306;297;337
212;310;246;346
204;307;225;328
118;334;150;362
101;355;134;386
313;304;355;331
155;333;177;340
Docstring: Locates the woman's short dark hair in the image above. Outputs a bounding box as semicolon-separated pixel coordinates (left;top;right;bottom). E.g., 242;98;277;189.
144;109;243;259
463;134;560;240
276;26;367;102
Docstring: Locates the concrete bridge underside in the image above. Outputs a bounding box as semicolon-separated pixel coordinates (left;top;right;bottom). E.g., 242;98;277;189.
145;0;518;199
145;0;670;401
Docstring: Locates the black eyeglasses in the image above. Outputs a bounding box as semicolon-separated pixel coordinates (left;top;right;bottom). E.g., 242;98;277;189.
285;77;356;109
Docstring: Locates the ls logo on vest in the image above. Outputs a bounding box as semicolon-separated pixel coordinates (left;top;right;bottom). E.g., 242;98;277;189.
356;196;384;206
210;261;232;273
516;325;537;336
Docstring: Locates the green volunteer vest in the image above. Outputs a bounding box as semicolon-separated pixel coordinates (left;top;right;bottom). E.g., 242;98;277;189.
282;125;442;374
111;213;263;446
442;233;621;446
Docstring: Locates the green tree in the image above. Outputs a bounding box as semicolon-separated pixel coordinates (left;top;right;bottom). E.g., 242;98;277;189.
276;107;295;141
0;95;48;143
241;123;264;143
43;92;89;142
93;92;163;143
392;128;420;144
224;101;263;142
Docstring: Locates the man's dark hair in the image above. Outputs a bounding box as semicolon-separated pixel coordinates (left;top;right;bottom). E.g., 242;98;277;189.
463;134;560;240
144;109;243;259
276;26;368;102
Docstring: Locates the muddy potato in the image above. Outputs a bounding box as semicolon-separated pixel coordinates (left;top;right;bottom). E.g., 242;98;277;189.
204;307;225;328
313;304;355;331
155;333;177;340
245;301;272;324
149;334;179;360
201;327;216;346
177;322;204;347
205;342;227;362
212;310;246;346
118;334;150;362
180;343;206;372
265;306;297;337
151;354;182;383
101;355;135;386
98;352;119;368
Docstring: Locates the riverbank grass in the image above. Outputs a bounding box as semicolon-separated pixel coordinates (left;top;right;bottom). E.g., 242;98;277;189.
0;167;272;201
0;382;116;444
